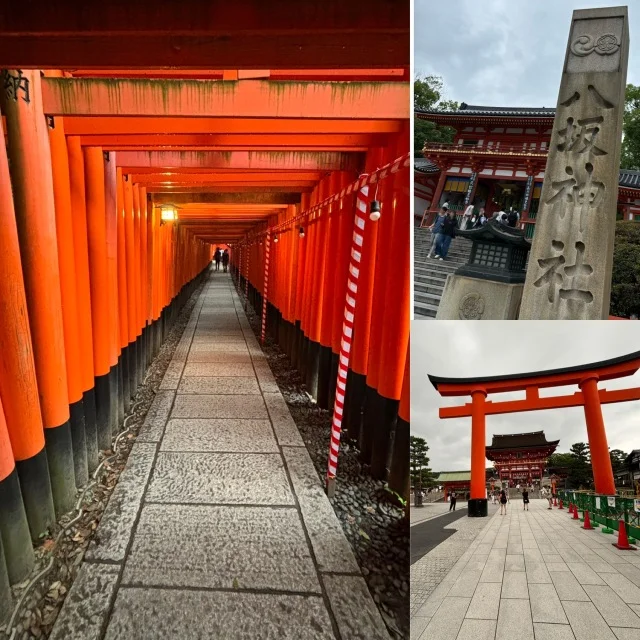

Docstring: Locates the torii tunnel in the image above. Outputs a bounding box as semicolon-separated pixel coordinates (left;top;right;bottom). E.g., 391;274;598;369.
429;350;640;517
0;0;410;616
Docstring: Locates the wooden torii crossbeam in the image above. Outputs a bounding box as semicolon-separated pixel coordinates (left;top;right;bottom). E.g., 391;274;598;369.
429;350;640;517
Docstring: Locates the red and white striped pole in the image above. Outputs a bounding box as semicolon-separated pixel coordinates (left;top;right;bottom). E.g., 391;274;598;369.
261;231;271;344
326;178;370;497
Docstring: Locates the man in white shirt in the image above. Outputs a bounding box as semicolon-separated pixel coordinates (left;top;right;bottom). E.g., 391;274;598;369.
461;203;474;230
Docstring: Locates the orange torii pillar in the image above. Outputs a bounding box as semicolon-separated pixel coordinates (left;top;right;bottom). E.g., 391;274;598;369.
123;176;139;398
67;136;99;472
2;69;77;517
104;152;123;426
344;148;383;447
48;107;89;488
429;351;640;515
84;146;115;448
368;148;410;479
116;168;131;411
0;127;40;581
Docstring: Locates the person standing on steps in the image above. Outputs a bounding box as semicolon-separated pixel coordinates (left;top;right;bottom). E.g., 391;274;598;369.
427;205;447;259
222;248;229;273
522;488;529;511
434;209;457;260
449;491;457;511
214;247;221;271
499;488;508;515
460;202;474;230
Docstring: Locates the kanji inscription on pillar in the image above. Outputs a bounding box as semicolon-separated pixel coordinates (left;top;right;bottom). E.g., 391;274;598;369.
520;7;628;319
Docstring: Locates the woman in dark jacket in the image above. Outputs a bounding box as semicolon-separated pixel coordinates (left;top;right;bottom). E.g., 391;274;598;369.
435;211;457;260
222;249;230;272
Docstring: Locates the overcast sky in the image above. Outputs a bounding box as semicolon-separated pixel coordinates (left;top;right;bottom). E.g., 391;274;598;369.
415;0;640;108
411;322;640;471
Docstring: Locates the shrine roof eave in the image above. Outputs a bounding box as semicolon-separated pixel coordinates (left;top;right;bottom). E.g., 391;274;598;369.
486;441;560;452
457;219;531;247
428;349;640;396
415;112;554;127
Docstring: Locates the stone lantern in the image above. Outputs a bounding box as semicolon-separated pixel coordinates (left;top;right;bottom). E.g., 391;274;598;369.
436;219;532;320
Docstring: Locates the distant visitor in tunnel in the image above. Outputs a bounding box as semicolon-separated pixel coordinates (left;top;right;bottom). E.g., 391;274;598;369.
222;248;229;272
214;247;221;271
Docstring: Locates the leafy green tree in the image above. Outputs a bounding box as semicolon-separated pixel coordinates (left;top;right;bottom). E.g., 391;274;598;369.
410;435;432;490
414;74;458;155
610;449;628;473
546;453;575;470
567;442;592;488
622;84;640;170
611;221;640;317
570;442;590;464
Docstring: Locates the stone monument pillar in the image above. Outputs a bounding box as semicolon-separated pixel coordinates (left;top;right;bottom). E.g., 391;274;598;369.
519;6;629;319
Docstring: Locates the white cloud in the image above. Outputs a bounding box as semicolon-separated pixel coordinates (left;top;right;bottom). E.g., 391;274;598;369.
415;0;640;107
411;321;640;471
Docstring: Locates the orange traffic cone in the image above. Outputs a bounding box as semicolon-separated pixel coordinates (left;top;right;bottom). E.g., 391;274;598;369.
572;507;579;520
613;520;637;550
582;510;594;530
559;499;564;510
568;503;574;515
553;497;558;507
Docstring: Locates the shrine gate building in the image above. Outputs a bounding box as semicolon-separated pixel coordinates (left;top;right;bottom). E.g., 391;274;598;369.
415;104;640;237
485;431;559;487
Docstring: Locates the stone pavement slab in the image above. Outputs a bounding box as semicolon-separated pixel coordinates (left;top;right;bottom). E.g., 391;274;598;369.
145;451;295;504
411;499;640;640
51;272;388;639
160;418;278;452
104;588;335;640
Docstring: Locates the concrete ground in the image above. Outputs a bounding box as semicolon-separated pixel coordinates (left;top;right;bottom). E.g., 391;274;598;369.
411;502;467;527
411;498;640;640
50;270;389;640
411;508;469;565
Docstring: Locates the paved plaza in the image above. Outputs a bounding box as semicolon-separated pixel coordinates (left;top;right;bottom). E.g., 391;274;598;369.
411;498;640;640
49;270;389;640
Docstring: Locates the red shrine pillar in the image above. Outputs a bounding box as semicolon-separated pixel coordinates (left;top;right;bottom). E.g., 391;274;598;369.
579;376;616;495
429;161;451;212
469;388;488;516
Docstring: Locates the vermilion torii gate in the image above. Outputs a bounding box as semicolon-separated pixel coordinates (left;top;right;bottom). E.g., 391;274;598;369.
429;350;640;517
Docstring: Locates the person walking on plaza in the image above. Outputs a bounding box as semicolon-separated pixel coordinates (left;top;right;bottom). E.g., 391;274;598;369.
449;491;457;511
214;246;221;271
522;488;529;511
427;206;447;258
222;248;229;273
499;488;508;515
435;209;457;260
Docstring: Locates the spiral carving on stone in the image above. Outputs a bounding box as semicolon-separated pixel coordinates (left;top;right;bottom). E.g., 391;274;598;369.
571;34;619;57
459;293;485;320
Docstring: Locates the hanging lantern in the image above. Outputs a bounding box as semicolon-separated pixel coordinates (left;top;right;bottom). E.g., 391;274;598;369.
369;200;381;221
299;226;305;238
273;233;279;243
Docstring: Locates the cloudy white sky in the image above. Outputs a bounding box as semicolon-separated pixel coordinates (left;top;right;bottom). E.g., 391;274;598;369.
411;322;640;471
415;0;640;108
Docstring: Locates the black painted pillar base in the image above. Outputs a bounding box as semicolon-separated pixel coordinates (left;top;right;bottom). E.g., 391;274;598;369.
306;340;321;401
121;346;131;412
117;357;125;425
316;344;333;410
82;388;99;472
368;390;400;481
0;536;13;624
108;365;119;438
94;373;112;450
388;414;409;499
468;498;488;517
344;370;366;445
136;332;144;389
128;340;137;399
0;468;35;582
300;334;310;377
44;421;77;516
291;321;301;371
69;398;89;487
328;351;339;411
15;448;55;539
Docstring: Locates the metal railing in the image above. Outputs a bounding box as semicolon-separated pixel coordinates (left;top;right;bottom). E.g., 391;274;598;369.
422;142;548;157
557;489;640;539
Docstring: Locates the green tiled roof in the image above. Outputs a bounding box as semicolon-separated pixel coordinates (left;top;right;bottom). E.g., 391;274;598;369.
437;471;471;482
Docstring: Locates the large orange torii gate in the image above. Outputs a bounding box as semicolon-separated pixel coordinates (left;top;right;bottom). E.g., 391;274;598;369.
429;351;640;517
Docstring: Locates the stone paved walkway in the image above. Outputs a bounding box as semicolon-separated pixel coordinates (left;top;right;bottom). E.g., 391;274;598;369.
50;270;389;640
411;498;640;640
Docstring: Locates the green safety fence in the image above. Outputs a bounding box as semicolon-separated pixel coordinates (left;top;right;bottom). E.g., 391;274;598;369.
558;490;640;541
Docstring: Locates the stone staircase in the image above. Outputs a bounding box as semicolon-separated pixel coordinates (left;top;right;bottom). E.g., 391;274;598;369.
414;225;472;318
